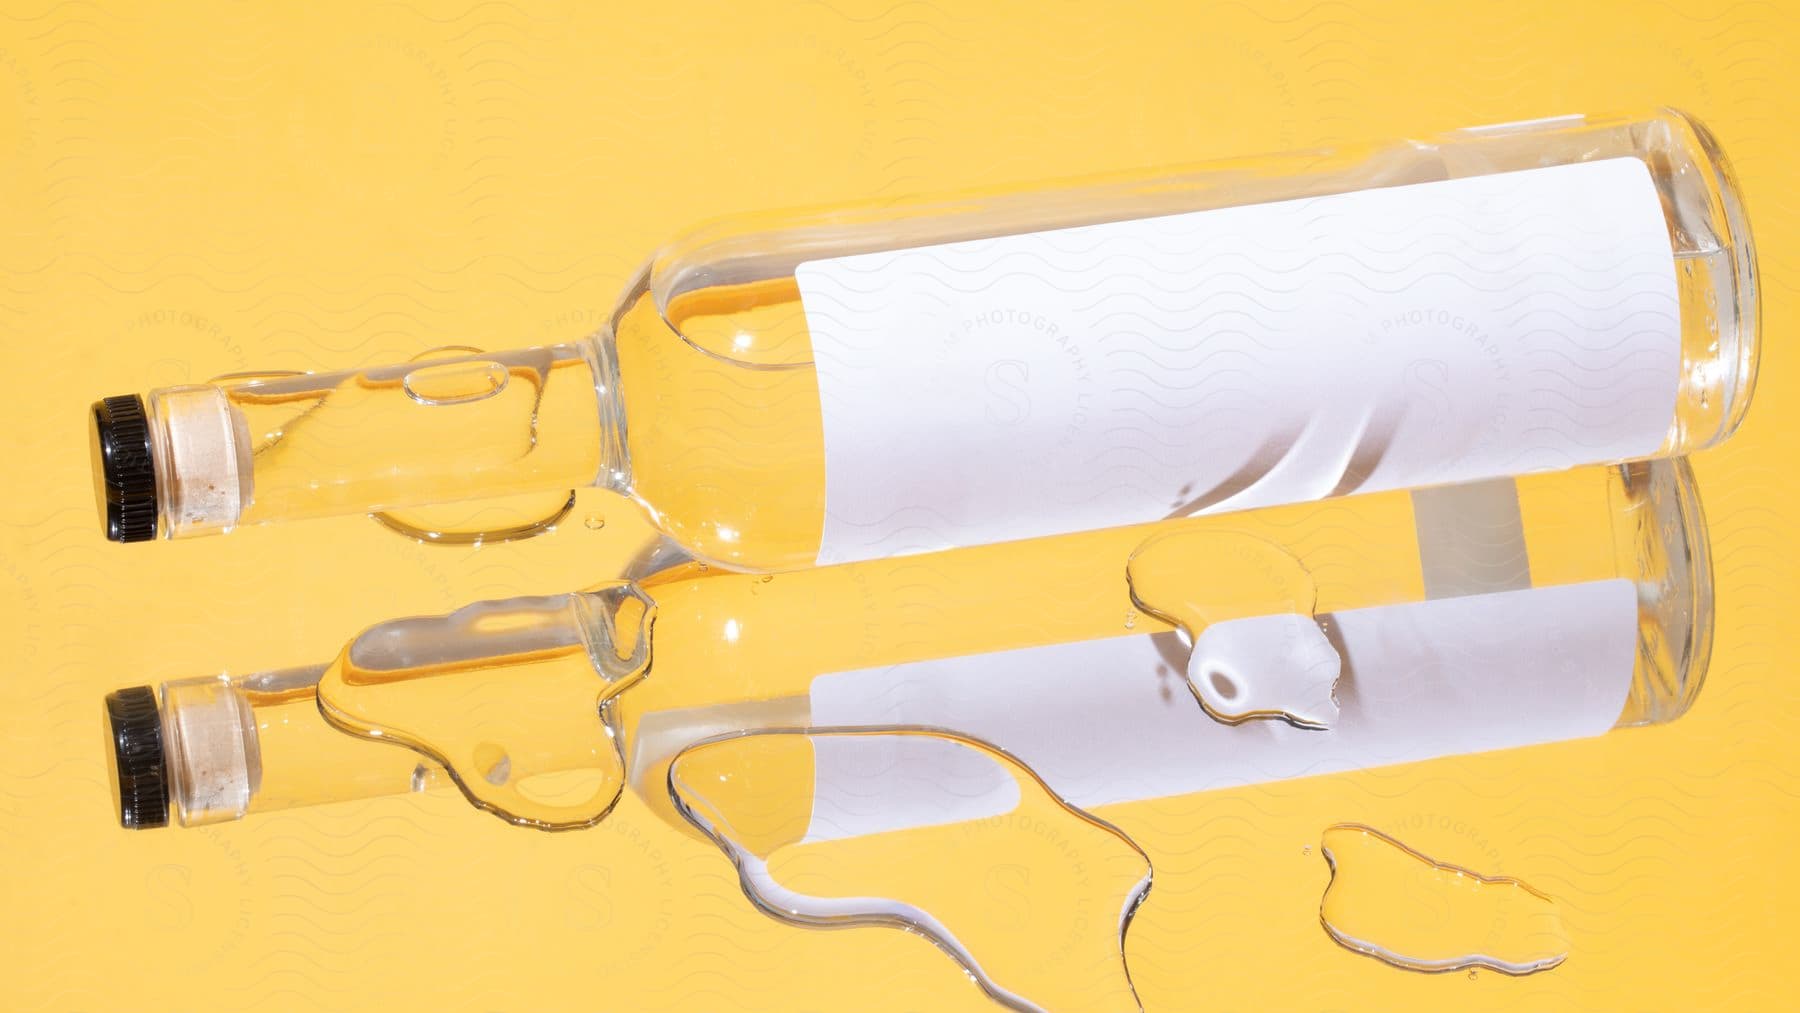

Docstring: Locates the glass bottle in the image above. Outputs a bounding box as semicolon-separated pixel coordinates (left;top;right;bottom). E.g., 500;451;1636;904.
103;459;1709;832
89;110;1755;570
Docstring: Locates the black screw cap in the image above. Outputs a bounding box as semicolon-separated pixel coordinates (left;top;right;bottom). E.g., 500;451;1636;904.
91;394;158;543
105;686;168;829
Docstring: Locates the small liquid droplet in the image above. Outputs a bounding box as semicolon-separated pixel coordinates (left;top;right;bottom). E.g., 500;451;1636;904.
584;514;605;530
1317;823;1568;975
1468;970;1479;980
1123;610;1137;629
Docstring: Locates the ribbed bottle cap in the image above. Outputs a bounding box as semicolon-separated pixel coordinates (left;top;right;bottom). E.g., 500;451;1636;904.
104;686;169;829
90;394;158;543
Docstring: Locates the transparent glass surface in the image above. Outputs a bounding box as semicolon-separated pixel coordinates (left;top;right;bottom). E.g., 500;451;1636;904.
153;461;1707;833
600;107;1757;568
119;111;1753;571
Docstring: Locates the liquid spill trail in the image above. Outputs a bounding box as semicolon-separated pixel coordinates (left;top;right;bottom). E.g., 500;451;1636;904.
1126;528;1340;728
1318;823;1569;974
316;584;656;828
669;727;1154;1013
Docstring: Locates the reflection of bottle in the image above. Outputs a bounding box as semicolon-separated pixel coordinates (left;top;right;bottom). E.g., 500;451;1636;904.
90;111;1755;569
105;460;1709;831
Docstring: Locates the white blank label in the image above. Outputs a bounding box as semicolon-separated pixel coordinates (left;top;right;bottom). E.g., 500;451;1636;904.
799;159;1680;564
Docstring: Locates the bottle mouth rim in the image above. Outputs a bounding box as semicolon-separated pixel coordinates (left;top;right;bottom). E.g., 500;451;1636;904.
1626;456;1714;727
1664;106;1761;449
1663;456;1714;723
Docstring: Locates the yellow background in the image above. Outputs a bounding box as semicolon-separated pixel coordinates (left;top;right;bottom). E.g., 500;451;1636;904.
2;1;1794;1010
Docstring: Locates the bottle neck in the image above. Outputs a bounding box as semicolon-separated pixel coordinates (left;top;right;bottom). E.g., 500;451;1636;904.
145;666;447;827
120;583;658;830
119;337;628;542
135;663;809;832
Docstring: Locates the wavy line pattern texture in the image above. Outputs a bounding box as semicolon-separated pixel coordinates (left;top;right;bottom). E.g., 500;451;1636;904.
0;2;1794;1012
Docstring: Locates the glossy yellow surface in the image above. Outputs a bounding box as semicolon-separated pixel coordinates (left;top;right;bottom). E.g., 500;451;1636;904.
1;2;1794;1011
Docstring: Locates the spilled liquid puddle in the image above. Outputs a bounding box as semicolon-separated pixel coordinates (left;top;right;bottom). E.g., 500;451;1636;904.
1318;824;1569;974
1126;528;1341;728
315;585;655;828
669;727;1153;1013
304;541;1574;1006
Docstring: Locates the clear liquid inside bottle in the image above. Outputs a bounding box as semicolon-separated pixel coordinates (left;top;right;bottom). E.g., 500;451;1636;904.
94;110;1755;572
